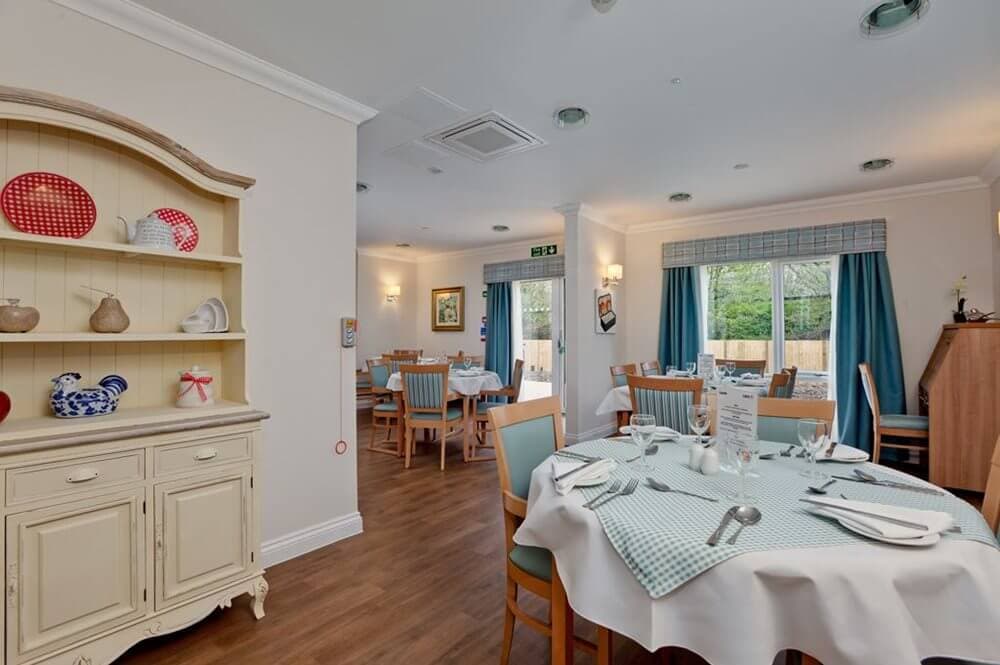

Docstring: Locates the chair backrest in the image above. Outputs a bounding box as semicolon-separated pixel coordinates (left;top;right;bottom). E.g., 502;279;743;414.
779;366;798;398
610;363;637;388
858;362;881;431
366;358;392;390
400;364;449;418
394;349;422;356
767;371;791;398
627;375;702;431
716;358;767;375
384;352;419;374
447;351;465;363
509;359;525;403
488;396;564;552
757;398;836;445
983;436;1000;534
639;360;662;376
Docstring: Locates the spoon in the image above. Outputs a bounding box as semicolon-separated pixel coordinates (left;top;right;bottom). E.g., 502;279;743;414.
780;445;795;457
625;444;659;464
807;479;837;494
726;506;762;545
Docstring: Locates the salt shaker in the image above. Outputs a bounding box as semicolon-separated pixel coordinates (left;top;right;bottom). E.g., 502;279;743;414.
688;444;705;471
700;446;720;475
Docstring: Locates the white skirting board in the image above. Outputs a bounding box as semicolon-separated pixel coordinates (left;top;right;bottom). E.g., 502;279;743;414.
565;422;618;444
261;512;364;567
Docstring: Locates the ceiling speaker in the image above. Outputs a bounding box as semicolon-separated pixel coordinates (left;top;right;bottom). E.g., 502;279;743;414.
592;0;618;13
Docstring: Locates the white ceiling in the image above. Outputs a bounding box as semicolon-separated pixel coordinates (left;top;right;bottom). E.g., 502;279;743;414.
134;0;1000;258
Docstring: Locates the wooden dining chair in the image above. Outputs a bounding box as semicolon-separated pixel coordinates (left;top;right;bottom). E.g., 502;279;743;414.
610;363;637;427
487;396;612;665
981;435;1000;534
394;348;423;356
626;375;702;432
715;358;767;375
366;358;401;456
756;398;836;445
767;371;791;398
859;362;928;465
400;364;465;470
639;360;662;376
777;366;798;398
473;359;525;458
383;352;419;374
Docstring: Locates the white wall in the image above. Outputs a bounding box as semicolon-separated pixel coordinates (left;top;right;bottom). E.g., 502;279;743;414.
356;252;417;366
991;177;1000;312
414;237;563;357
1;0;362;562
626;184;996;413
564;207;626;441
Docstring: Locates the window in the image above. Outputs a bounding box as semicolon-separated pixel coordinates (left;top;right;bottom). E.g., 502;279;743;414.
703;259;834;398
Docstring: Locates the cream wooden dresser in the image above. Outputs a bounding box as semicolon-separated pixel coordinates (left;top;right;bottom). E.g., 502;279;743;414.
0;87;269;665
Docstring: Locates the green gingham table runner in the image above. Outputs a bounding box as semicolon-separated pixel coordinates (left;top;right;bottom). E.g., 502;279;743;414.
564;438;999;599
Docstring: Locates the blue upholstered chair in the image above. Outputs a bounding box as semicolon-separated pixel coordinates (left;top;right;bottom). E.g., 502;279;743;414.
983;436;999;535
767;371;792;398
383;351;419;375
859;362;928;465
626;375;703;432
716;358;767;376
400;364;465;470
472;359;525;460
366;358;401;456
610;363;637;387
776;366;798;398
639;359;662;376
487;396;611;665
756;398;836;446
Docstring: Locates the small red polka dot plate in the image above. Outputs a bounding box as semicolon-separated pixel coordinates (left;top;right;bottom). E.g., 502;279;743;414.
0;172;97;238
151;207;199;252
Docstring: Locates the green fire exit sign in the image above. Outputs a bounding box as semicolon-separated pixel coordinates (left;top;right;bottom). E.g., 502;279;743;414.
531;244;558;258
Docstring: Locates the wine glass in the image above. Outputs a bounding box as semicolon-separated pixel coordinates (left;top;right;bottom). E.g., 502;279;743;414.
630;414;657;471
463;357;472;371
725;361;737;379
733;439;760;505
797;419;829;480
685;362;697;376
686;404;710;447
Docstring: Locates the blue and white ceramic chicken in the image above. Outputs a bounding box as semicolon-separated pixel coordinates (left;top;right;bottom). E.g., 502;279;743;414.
50;373;128;418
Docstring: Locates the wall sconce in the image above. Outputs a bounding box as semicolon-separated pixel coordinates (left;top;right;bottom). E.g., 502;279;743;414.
385;285;401;303
602;264;623;288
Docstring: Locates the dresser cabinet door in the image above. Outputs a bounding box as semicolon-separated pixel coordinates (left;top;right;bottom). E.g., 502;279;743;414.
6;489;146;663
155;469;251;609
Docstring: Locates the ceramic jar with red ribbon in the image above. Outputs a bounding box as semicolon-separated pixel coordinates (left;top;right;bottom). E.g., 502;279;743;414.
176;365;215;408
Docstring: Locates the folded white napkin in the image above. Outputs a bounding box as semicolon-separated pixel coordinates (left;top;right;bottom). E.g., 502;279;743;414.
740;372;762;380
808;497;954;540
551;458;617;496
618;426;681;440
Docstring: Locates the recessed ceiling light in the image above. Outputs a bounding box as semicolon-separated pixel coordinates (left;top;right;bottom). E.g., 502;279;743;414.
860;158;894;172
670;77;683;85
668;192;693;203
733;163;750;170
553;106;590;129
395;242;411;248
427;166;444;175
356;182;370;194
860;0;929;38
492;225;511;233
591;0;618;14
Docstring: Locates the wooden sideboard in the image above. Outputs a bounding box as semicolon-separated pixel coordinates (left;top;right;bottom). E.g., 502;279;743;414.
919;323;1000;492
0;87;268;664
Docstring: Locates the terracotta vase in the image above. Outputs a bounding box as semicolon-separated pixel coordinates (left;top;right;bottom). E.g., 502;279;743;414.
0;298;40;333
90;297;130;333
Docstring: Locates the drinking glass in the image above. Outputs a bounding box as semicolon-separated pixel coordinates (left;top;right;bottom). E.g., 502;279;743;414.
725;361;737;378
733;439;760;505
630;414;657;471
685;362;697;375
686;404;710;446
797;419;829;480
463;358;472;371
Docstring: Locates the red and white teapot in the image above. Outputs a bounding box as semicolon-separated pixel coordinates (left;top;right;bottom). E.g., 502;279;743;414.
177;365;214;408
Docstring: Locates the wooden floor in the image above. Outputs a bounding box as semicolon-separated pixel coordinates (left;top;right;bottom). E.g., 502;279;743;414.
118;414;693;665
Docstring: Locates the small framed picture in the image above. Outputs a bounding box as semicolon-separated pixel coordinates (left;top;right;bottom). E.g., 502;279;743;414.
431;286;465;332
595;289;617;334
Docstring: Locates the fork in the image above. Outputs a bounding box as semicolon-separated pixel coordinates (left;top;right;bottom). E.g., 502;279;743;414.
590;478;639;509
582;480;621;509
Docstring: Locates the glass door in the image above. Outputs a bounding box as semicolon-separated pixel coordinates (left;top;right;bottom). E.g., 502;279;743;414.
511;278;563;403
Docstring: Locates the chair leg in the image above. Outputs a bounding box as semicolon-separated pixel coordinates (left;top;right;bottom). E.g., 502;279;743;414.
440;429;447;471
404;426;412;469
597;627;612;665
872;432;882;466
500;578;517;665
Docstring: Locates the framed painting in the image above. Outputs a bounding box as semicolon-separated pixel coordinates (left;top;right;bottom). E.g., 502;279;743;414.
595;288;617;334
431;286;465;331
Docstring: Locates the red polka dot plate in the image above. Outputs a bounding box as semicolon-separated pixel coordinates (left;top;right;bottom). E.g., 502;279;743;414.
151;208;199;252
1;172;97;238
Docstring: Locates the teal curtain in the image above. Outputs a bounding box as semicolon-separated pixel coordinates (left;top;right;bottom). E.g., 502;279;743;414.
485;282;512;388
835;252;906;453
658;267;702;370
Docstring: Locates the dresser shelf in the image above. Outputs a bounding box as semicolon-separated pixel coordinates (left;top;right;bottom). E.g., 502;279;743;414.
0;332;246;343
0;230;242;266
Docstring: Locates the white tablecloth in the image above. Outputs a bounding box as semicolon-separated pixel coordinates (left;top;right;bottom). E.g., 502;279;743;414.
595;377;771;415
386;370;503;396
515;450;1000;665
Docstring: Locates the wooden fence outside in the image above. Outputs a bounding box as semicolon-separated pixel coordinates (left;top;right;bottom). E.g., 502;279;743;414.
705;339;830;373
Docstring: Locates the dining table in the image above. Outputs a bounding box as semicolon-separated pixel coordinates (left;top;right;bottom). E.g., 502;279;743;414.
515;437;1000;665
386;368;503;461
596;373;772;416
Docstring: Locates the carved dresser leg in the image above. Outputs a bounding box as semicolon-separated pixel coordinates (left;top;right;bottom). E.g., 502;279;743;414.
250;578;269;620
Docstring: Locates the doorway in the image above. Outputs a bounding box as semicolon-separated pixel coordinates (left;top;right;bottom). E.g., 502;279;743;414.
512;278;565;406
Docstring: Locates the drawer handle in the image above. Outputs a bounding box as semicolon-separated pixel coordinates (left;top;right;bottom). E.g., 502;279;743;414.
194;448;219;461
65;468;100;484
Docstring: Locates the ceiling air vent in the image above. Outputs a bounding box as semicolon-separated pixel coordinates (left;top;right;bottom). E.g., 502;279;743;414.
424;111;545;163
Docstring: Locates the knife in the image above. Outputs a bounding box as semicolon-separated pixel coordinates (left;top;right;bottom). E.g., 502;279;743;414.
831;475;943;495
553;458;604;483
799;498;930;531
707;506;739;546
